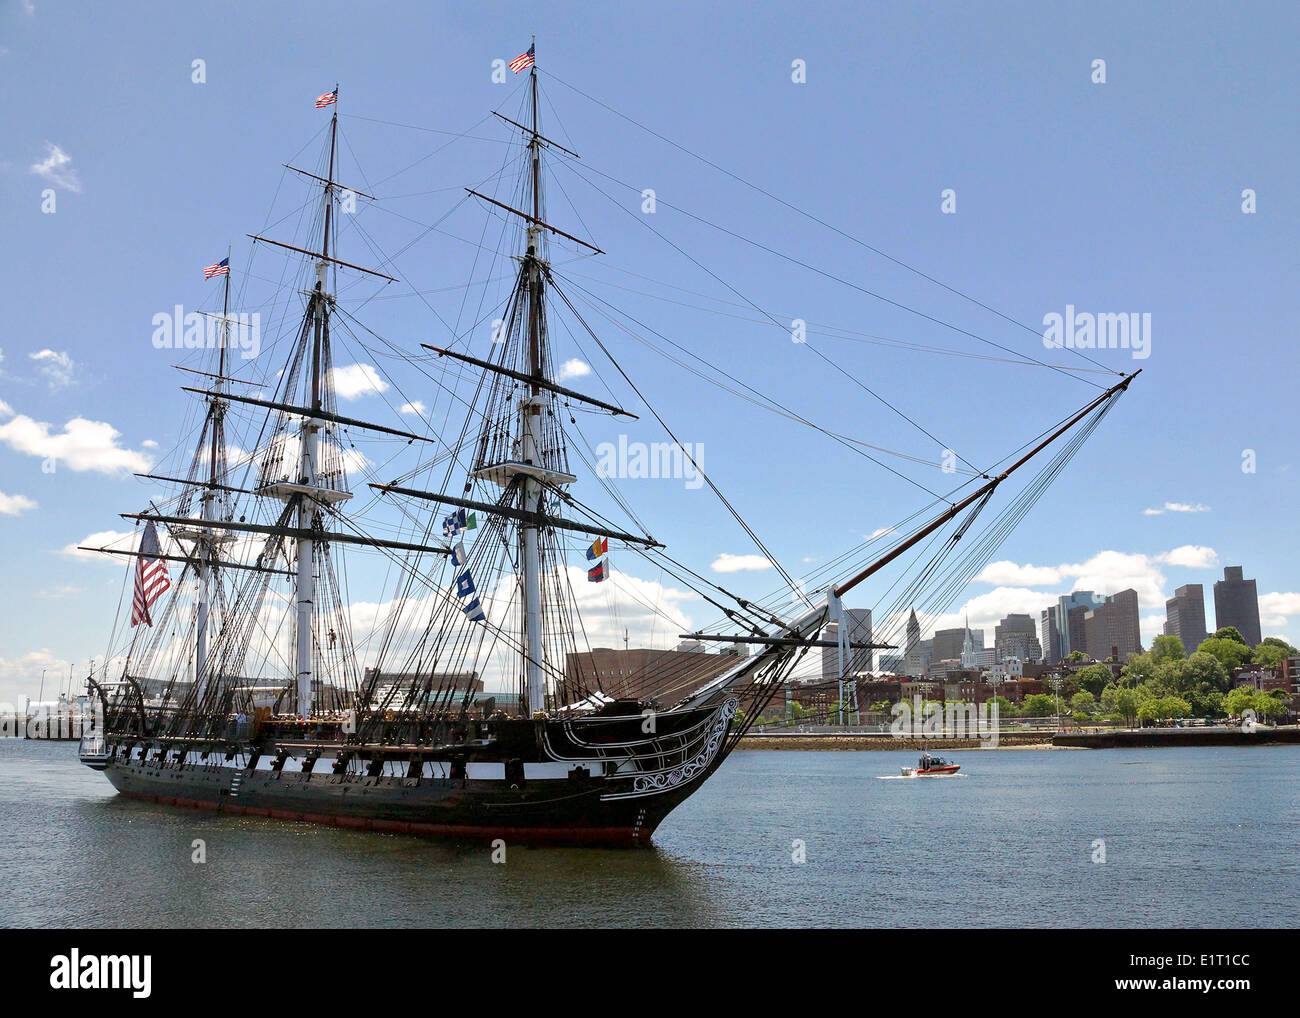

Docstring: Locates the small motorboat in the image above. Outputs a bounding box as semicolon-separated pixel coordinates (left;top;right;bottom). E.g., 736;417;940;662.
901;752;960;777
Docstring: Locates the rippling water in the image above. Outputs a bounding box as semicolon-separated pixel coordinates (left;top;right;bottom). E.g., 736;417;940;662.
1;739;1295;928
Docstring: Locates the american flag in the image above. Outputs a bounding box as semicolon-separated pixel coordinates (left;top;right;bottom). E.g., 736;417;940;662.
203;257;229;279
315;89;337;109
130;522;172;627
509;45;534;74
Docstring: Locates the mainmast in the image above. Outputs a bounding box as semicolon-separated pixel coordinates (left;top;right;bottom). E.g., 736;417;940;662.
521;51;546;716
294;86;339;717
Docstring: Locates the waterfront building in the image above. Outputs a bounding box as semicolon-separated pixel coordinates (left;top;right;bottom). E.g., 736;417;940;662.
1162;583;1207;654
1213;566;1262;647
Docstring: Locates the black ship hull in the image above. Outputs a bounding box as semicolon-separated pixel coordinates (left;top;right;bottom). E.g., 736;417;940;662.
88;696;741;846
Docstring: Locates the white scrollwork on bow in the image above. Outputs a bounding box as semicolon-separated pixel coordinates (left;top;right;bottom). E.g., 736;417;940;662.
631;698;738;793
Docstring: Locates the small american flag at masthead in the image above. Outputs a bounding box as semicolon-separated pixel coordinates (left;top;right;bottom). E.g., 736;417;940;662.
130;522;172;627
203;257;229;279
315;89;338;109
509;44;534;74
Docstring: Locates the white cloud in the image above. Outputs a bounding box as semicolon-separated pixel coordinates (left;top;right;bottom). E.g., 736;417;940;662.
924;586;1057;639
974;560;1062;586
711;553;773;573
865;526;895;541
61;529;139;561
557;358;591;381
29;349;75;390
972;548;1214;619
29;143;80;193
1156;545;1218;569
0;491;37;516
141;439;159;449
0;649;72;707
1259;592;1300;630
1054;550;1166;609
38;585;83;599
1143;501;1210;516
399;401;426;416
0;409;152;474
328;363;388;400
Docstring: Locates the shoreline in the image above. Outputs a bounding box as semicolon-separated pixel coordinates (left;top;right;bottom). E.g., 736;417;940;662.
736;726;1300;751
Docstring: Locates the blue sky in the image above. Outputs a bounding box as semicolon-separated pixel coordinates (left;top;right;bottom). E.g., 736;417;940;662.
1;1;1297;701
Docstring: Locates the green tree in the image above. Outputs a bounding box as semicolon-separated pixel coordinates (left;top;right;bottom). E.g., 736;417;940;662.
1254;637;1298;670
1182;651;1231;693
1150;634;1186;663
1074;663;1113;698
986;694;1016;719
1065;650;1089;663
1222;687;1256;717
1120;651;1159;687
1021;693;1056;717
1137;696;1192;723
1108;685;1149;726
1196;637;1253;674
1070;690;1097;718
1211;626;1247;645
1185;688;1225;717
1253;692;1287;721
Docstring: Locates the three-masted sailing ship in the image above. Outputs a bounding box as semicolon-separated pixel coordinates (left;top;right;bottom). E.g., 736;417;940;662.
79;52;1137;844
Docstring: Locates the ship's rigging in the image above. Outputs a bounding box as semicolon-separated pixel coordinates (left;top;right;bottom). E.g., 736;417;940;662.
83;50;1138;753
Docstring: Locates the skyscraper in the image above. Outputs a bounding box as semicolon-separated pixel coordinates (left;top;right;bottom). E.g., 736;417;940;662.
1083;588;1142;662
1041;605;1062;664
905;609;921;655
995;613;1042;662
931;627;968;664
1056;591;1105;657
902;609;929;676
1163;583;1208;654
1213;566;1261;647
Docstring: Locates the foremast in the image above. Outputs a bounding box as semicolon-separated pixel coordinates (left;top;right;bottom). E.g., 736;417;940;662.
194;251;232;701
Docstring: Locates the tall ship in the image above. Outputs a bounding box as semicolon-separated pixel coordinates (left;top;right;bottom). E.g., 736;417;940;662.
78;49;1137;845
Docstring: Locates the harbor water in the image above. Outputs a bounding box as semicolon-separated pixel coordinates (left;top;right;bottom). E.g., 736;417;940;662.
0;739;1294;928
